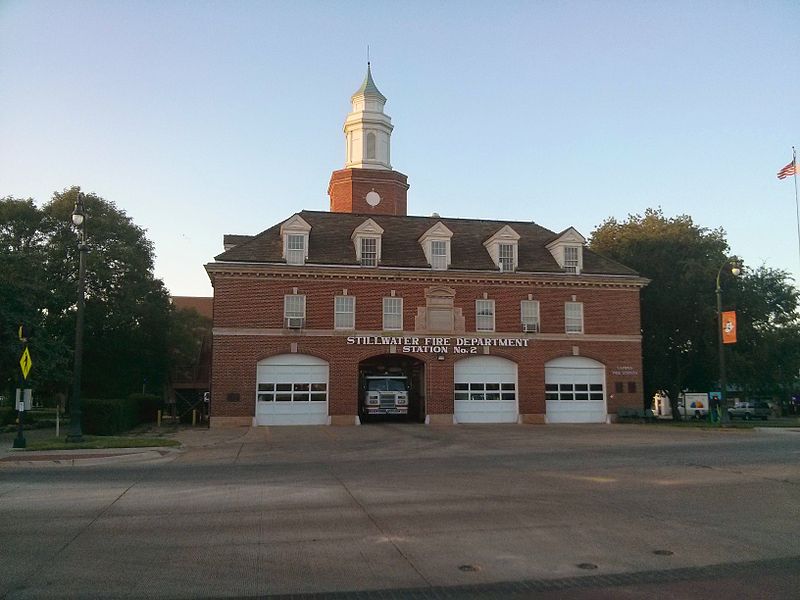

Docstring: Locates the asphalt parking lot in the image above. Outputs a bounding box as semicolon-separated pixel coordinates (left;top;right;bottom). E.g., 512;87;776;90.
2;423;800;599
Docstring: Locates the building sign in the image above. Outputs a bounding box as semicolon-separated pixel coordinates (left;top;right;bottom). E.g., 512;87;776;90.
611;365;638;376
346;336;530;355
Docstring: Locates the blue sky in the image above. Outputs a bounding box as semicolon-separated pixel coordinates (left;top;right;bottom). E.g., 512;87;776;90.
1;1;798;296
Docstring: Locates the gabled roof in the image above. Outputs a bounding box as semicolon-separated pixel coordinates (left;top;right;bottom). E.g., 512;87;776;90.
214;210;638;276
546;227;586;248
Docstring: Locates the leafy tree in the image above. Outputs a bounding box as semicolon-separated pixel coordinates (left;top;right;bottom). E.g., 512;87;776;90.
0;197;71;395
591;209;800;415
168;307;212;370
726;266;800;400
590;209;730;415
1;187;172;401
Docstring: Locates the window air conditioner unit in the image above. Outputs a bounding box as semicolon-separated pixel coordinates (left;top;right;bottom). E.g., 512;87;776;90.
522;323;539;333
286;317;304;329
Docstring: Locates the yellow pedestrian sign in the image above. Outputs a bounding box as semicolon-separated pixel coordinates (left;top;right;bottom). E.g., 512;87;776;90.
20;347;32;379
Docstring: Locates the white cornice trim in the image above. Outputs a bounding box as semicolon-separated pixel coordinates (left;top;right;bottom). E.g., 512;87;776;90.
213;327;642;343
205;262;649;289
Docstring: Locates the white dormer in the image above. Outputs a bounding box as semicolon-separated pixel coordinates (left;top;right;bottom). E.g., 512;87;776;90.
483;225;520;272
351;218;384;266
418;221;454;270
279;215;312;265
546;227;586;274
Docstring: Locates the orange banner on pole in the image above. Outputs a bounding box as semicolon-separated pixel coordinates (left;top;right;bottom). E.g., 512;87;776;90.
721;311;737;344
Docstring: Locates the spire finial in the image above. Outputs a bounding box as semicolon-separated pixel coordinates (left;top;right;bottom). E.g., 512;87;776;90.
367;45;370;68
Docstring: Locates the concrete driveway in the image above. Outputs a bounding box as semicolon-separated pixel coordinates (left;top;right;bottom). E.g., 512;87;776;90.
2;423;799;598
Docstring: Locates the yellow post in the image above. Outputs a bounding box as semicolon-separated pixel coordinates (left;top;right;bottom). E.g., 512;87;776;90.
157;409;162;427
192;409;197;427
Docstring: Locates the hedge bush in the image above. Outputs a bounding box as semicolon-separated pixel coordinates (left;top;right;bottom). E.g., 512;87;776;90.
128;393;162;423
81;394;161;435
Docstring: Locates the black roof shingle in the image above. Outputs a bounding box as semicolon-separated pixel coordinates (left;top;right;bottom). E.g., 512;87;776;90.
215;211;637;276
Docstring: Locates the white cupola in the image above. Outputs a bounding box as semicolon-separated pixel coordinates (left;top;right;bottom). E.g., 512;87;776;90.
344;64;393;170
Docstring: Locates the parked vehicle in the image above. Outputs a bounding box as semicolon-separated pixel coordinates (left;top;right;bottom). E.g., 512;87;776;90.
727;401;770;421
361;375;410;416
652;391;712;419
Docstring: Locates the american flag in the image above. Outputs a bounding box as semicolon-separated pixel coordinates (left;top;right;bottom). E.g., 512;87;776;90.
777;160;797;180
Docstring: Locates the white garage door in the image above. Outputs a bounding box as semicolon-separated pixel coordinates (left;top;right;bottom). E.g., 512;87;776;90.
454;356;518;424
545;356;606;423
256;354;329;426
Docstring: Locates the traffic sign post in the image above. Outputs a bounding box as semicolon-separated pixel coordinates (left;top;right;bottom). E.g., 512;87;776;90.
13;325;30;449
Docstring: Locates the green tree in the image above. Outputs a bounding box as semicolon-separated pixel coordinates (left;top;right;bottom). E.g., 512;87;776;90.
0;197;71;396
1;187;171;401
726;266;800;401
590;209;730;415
168;307;212;370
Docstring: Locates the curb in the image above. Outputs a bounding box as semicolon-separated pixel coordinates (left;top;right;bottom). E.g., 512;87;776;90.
753;427;800;434
0;446;181;468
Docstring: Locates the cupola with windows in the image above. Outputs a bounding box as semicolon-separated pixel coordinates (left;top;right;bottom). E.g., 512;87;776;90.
329;64;410;216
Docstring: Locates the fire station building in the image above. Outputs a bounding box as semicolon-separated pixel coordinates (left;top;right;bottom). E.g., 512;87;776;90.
205;66;647;427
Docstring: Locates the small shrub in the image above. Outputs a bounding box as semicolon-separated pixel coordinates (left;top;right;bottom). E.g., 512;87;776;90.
82;398;138;435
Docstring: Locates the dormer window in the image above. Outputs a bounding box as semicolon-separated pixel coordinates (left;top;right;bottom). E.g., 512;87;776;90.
564;246;580;273
361;238;378;266
352;218;384;267
280;215;312;266
483;225;520;272
546;227;586;275
286;234;305;265
499;244;515;272
431;240;447;270
419;221;454;271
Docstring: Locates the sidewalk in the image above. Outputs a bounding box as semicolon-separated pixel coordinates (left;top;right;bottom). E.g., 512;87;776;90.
0;424;186;467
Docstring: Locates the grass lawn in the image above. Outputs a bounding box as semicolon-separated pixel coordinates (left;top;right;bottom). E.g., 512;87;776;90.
636;417;800;429
24;436;181;451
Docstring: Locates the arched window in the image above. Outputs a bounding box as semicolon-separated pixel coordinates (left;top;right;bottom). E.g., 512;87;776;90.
366;132;376;160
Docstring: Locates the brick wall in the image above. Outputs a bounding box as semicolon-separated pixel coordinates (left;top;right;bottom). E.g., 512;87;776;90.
213;276;641;337
210;271;644;422
328;168;409;216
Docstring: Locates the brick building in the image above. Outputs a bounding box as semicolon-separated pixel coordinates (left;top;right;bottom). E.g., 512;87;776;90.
205;66;647;427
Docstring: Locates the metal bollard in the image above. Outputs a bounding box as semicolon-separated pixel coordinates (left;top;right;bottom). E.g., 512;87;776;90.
157;409;162;428
192;409;197;427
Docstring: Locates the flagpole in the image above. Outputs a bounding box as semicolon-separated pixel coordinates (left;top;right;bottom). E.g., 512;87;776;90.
794;146;800;269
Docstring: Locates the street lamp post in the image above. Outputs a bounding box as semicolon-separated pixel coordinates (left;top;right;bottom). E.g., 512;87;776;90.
715;257;742;423
67;192;87;443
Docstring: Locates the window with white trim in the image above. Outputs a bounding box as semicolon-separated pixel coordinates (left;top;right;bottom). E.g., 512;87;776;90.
284;294;306;327
564;246;579;273
499;244;515;272
521;300;540;332
286;234;305;265
383;297;403;330
334;295;355;330
280;216;311;265
431;240;448;270
565;301;583;333
361;238;378;266
476;299;495;332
